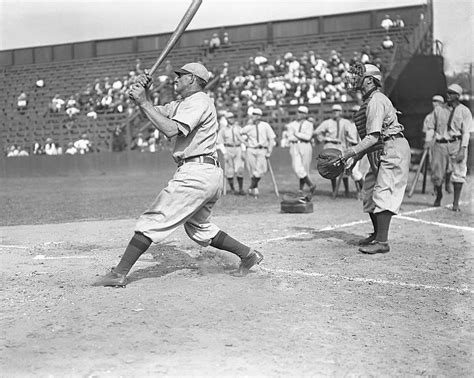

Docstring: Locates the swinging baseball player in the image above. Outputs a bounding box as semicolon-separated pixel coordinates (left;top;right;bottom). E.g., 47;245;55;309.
93;62;263;287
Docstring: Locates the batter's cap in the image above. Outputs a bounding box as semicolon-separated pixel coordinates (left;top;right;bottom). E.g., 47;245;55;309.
297;106;309;114
431;95;444;103
332;104;343;111
251;108;263;116
363;64;382;82
175;62;210;83
447;84;462;95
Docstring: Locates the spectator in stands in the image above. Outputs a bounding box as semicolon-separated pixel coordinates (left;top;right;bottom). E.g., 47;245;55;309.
393;15;405;29
254;51;268;67
100;89;114;112
86;105;98;120
382;35;394;50
381;14;393;32
112;76;123;92
209;33;221;53
135;133;148;152
7;145;19;157
36;79;45;88
44;138;59;155
148;136;157;152
50;94;65;113
74;134;92;154
360;45;373;64
135;58;143;74
17;91;28;112
32;141;43;155
222;32;230;45
65;142;78;155
112;126;127;152
66;95;80;118
17;146;29;156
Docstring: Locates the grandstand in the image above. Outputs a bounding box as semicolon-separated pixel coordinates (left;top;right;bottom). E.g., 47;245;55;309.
1;3;440;157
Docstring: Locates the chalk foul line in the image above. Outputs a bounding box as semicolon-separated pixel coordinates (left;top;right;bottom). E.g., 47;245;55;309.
260;267;473;295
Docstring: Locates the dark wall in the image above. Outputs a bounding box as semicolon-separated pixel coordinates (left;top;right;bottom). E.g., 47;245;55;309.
0;149;295;178
390;55;447;149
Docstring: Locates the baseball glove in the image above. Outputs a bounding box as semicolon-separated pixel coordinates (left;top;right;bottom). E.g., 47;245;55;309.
317;148;344;179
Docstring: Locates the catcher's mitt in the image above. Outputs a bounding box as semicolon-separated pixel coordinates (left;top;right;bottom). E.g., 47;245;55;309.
317;148;344;179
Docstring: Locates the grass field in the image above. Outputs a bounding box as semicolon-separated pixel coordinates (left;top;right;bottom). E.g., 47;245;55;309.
1;166;473;377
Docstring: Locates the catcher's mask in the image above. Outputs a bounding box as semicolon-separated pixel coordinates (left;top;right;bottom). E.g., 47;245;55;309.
345;63;382;90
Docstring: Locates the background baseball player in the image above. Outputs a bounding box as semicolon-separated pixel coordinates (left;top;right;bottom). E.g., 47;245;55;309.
422;95;449;194
93;62;263;286
286;105;316;194
341;63;411;254
314;104;356;196
240;108;276;198
217;111;245;195
423;84;472;211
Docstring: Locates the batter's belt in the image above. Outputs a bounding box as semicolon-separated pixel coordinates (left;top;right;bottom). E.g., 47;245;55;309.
178;155;220;167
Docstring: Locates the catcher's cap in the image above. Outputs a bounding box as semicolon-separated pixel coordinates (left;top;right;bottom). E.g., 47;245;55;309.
175;62;210;83
363;64;382;82
332;104;343;111
297;106;309;114
432;95;444;103
251;108;263;116
351;105;361;111
447;84;462;95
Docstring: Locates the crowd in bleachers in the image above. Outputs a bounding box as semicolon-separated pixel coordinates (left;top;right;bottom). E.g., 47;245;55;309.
5;28;396;157
207;45;383;119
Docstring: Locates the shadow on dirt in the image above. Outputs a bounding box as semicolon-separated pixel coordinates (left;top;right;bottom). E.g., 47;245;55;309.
288;226;366;246
126;243;238;284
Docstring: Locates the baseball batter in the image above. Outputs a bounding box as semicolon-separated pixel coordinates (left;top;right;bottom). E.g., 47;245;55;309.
286;106;316;193
342;63;411;254
424;84;472;211
217;111;245;195
240;108;276;198
93;63;263;287
314;104;357;196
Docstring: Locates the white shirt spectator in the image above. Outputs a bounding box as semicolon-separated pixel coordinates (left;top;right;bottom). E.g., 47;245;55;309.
87;108;98;120
381;15;393;32
74;135;92;154
51;95;65;112
44;139;58;155
65;143;78;155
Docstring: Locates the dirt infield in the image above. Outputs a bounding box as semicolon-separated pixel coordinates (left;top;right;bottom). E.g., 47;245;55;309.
1;168;473;377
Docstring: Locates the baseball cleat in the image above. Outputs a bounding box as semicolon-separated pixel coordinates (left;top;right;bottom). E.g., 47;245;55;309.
359;241;390;254
92;268;127;287
358;232;376;246
233;250;264;277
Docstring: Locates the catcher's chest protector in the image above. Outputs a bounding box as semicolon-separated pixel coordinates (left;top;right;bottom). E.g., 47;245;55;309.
353;97;384;155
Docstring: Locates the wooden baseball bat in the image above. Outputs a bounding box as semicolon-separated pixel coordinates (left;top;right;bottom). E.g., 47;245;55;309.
267;158;280;197
408;148;428;198
148;0;203;76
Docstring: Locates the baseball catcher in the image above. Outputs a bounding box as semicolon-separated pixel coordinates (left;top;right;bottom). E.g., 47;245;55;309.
339;63;411;254
316;148;345;180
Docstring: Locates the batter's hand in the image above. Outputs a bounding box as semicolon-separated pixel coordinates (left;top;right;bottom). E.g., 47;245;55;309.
135;69;152;88
129;83;148;106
